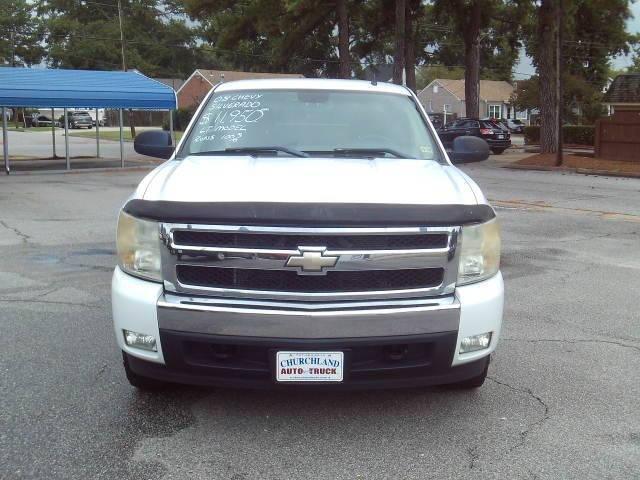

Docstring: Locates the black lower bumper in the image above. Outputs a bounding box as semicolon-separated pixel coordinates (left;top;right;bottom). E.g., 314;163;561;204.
486;139;511;149
126;330;489;390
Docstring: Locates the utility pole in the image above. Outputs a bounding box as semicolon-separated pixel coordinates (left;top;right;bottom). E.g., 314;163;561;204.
555;0;563;166
10;29;16;67
117;0;126;71
117;0;136;138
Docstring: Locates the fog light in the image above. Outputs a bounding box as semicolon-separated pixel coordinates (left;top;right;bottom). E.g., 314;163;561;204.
460;332;492;354
123;330;157;352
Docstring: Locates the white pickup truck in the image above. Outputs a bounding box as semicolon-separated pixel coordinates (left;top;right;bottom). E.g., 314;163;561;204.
113;78;503;390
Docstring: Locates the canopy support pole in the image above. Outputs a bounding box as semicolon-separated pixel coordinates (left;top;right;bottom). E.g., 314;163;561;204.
119;108;124;168
95;108;100;158
169;109;175;146
2;107;9;175
51;108;57;158
64;107;70;170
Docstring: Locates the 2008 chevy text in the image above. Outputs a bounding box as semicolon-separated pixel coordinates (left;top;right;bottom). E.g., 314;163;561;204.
112;78;503;390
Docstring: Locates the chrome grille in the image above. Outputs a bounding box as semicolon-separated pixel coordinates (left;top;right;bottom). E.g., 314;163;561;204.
173;230;449;250
160;224;460;302
176;265;445;292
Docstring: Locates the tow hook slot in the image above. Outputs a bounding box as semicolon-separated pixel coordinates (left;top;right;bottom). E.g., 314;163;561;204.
211;344;236;360
386;344;409;361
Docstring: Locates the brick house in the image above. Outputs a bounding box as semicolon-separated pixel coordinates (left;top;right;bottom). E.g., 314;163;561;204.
417;79;528;123
177;69;304;110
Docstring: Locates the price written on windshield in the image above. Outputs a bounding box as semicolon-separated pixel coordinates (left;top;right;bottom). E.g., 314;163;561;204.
194;93;270;143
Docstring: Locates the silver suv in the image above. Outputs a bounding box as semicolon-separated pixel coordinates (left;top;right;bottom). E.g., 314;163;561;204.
62;111;93;129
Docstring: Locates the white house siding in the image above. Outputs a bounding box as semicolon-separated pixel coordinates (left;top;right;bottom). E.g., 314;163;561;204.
418;79;529;123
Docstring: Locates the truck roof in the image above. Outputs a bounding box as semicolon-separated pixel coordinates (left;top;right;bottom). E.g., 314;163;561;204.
214;78;412;96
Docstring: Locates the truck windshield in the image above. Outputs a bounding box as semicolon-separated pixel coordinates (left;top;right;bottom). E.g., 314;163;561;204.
179;89;443;162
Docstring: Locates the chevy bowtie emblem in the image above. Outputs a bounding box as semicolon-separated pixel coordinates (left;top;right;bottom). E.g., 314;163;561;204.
286;247;338;274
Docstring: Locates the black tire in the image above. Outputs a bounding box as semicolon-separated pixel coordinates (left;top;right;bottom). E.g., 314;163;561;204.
88;125;93;129
122;352;169;390
449;357;489;389
491;148;505;155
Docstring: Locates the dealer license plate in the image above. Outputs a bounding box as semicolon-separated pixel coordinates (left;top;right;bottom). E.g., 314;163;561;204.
497;134;504;139
276;351;344;382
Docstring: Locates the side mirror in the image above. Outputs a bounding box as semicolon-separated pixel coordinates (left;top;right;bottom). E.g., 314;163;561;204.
134;130;174;159
450;136;490;164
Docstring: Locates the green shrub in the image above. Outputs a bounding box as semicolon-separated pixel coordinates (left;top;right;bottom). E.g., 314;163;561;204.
563;125;594;146
523;125;594;146
524;126;540;144
162;108;194;131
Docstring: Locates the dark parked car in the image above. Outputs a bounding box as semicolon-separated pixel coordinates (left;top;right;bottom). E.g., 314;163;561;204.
59;111;93;129
437;118;511;154
31;114;59;128
427;113;443;130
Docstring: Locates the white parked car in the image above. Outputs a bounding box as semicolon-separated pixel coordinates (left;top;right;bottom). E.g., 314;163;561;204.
113;79;503;390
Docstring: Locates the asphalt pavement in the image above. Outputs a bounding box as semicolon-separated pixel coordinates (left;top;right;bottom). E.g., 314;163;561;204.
0;162;638;479
2;128;160;171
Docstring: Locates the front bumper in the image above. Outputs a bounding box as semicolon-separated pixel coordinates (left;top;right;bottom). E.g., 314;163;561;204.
112;267;503;387
125;334;490;389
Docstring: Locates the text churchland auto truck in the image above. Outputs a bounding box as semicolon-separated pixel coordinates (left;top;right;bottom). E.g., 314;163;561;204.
113;79;503;390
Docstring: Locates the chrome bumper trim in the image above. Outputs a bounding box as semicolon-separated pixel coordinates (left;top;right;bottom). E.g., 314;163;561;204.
157;293;460;338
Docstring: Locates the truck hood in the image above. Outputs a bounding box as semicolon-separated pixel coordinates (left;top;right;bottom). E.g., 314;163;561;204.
140;155;479;205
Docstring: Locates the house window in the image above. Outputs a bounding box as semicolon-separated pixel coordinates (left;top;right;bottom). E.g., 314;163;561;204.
488;104;502;119
433;84;439;93
515;110;528;120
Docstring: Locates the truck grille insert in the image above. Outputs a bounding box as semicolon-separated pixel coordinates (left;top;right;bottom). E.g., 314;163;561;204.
176;265;444;293
163;224;459;300
173;230;448;250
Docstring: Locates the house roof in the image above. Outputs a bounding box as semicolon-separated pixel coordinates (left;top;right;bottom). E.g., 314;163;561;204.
427;79;514;103
0;67;176;109
196;69;304;85
603;74;640;104
153;78;185;91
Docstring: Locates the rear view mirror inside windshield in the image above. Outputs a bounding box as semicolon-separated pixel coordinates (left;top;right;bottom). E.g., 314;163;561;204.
297;91;329;103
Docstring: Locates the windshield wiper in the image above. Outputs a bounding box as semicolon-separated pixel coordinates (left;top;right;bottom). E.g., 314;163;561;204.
189;146;309;158
328;148;410;159
226;146;309;158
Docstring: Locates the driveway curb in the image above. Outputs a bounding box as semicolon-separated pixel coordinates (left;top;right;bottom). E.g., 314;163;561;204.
502;163;640;179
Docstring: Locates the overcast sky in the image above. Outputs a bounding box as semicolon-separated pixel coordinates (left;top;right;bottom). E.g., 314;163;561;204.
514;1;640;78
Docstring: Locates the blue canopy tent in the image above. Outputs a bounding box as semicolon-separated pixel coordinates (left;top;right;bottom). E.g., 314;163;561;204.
0;68;177;173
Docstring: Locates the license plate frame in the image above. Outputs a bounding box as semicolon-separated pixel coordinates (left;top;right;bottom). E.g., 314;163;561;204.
274;351;345;383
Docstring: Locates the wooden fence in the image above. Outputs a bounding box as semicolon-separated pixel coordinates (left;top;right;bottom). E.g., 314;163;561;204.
595;109;640;162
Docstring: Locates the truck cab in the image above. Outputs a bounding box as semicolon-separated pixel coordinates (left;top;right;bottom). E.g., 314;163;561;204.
113;79;503;390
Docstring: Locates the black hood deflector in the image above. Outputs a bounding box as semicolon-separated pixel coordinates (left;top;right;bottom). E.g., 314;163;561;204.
123;200;495;226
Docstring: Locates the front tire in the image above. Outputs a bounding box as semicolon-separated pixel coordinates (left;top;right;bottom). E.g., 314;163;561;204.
491;148;505;155
449;357;489;389
122;352;169;390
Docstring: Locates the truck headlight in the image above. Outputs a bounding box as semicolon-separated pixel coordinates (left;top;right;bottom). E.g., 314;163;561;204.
116;210;162;282
457;218;500;285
